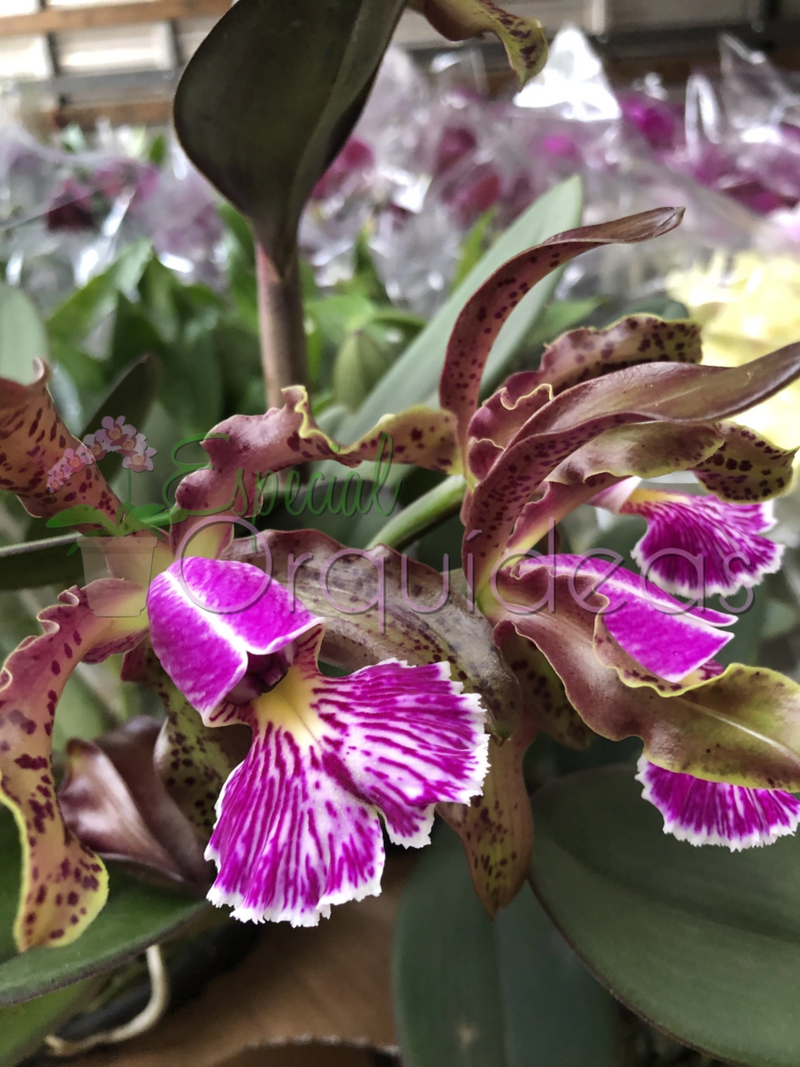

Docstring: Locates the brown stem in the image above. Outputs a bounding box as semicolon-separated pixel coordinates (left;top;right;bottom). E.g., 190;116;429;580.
255;244;308;408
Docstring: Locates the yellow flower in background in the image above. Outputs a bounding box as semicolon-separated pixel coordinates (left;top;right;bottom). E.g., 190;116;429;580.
667;251;800;451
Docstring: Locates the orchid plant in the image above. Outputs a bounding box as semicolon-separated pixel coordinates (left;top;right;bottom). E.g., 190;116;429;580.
2;203;800;957
4;1;800;1064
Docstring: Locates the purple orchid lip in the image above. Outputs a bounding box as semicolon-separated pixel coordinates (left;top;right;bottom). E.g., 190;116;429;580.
636;756;800;850
146;558;490;927
508;554;734;683
621;491;784;599
204;636;488;927
147;557;323;717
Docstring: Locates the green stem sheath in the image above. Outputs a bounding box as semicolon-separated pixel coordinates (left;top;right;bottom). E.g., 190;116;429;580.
367;475;466;552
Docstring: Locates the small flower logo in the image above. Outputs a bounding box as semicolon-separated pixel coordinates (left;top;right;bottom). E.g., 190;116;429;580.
123;434;157;473
46;418;156;494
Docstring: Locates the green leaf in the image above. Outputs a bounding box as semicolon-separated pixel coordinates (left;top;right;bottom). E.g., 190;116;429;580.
332;329;390;411
48;242;151;352
174;0;406;271
0;809;206;1008
530;765;800;1067
45;506;116;532
137;256;181;343
83;354;162;482
0;536;83;592
337;176;583;443
0;977;100;1067
161;330;224;434
451;207;497;292
393;827;622;1067
0;284;48;384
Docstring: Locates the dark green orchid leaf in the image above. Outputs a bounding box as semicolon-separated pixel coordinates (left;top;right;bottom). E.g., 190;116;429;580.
530;765;800;1067
0;535;82;592
47;242;151;355
393;826;622;1067
174;0;405;272
0;808;206;1008
0;976;101;1067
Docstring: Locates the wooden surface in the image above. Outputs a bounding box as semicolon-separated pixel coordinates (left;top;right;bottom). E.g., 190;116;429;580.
0;0;229;38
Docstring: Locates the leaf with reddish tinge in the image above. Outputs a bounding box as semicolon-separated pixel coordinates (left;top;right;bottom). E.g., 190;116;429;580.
59;717;212;889
496;570;800;790
0;361;121;526
227;528;522;738
0;581;146;951
695;423;797;501
440;209;684;462
170;386;456;558
414;0;547;87
439;718;537;915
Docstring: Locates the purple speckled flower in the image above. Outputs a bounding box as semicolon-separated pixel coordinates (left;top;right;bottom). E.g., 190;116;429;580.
594;484;783;598
624;490;783;598
147;557;488;926
636;756;800;849
514;554;735;683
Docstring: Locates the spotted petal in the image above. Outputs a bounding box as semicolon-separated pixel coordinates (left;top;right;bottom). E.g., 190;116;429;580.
439;209;684;463
147;557;323;717
0;360;121;525
465;342;800;587
0;580;147;949
636;756;800;850
694;424;796;502
170;385;457;558
469;316;703;479
205;632;488;926
417;0;547;87
621;490;783;598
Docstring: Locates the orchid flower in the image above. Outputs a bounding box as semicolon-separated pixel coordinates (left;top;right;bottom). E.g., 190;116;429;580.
146;557;487;925
0;361;492;950
409;207;800;872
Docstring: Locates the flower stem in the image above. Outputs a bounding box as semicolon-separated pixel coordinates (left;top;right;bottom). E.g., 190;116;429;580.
256;244;307;407
367;475;466;552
